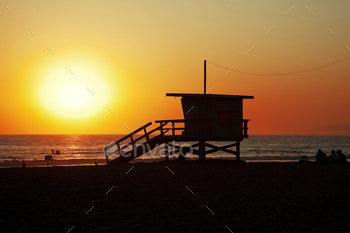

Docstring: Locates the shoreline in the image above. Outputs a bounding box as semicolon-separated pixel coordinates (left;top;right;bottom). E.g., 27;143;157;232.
0;158;107;168
0;157;306;168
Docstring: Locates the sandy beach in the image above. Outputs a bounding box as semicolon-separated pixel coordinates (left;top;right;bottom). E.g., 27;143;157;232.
1;162;350;232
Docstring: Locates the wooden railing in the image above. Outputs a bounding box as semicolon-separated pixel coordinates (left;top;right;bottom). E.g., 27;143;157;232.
103;121;166;163
157;119;251;138
154;119;185;137
243;119;250;137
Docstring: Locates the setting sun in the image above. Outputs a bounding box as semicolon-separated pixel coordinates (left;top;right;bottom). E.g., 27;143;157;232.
39;65;112;120
60;84;89;108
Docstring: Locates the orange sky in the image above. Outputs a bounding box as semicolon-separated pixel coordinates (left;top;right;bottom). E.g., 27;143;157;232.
1;0;350;135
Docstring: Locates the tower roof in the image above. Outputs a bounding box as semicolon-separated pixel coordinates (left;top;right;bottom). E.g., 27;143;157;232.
166;93;254;99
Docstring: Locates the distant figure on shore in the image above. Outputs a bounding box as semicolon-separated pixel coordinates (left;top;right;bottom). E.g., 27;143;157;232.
328;150;338;164
21;160;26;168
51;149;60;156
299;155;310;164
336;150;348;164
316;149;327;164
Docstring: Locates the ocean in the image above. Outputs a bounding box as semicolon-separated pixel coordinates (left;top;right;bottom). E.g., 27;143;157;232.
0;135;349;164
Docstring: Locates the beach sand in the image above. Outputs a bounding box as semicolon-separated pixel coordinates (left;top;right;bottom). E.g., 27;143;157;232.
1;162;350;232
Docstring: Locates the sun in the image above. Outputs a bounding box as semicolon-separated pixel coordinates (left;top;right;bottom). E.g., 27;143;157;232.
60;84;89;108
39;66;112;119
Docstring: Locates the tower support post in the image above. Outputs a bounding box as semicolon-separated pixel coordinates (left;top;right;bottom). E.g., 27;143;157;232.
236;141;240;161
199;139;206;161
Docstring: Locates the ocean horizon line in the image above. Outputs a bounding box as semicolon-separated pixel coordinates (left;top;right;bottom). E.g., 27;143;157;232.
1;133;350;136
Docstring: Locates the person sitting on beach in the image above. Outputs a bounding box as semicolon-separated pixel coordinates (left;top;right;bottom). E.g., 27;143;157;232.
336;150;348;164
328;150;338;164
315;149;327;164
55;150;60;156
299;155;310;164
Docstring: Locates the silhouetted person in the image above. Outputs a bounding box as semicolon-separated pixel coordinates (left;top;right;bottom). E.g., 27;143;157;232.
315;149;327;164
336;150;348;164
52;148;55;155
299;155;310;164
55;150;60;156
328;150;338;164
22;160;26;168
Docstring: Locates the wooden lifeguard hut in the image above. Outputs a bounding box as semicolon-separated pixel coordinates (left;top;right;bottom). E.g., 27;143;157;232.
104;61;254;163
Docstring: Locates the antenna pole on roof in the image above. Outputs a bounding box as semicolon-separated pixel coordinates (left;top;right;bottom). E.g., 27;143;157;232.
204;60;206;95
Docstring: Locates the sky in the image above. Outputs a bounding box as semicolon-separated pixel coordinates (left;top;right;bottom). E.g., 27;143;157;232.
1;0;350;135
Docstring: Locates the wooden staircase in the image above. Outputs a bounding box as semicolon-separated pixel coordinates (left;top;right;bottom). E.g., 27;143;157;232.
103;120;185;164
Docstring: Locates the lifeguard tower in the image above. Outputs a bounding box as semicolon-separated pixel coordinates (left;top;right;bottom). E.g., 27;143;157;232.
104;61;254;163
